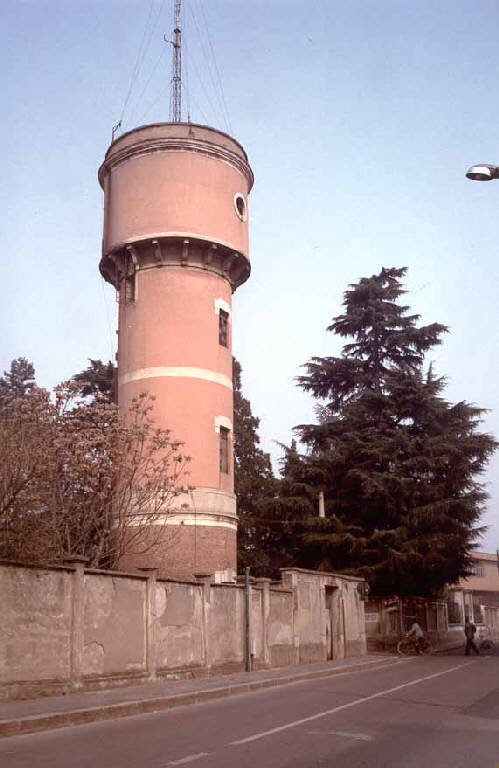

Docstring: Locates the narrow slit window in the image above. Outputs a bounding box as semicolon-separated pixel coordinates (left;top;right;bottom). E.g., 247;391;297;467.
219;309;229;347
219;426;229;473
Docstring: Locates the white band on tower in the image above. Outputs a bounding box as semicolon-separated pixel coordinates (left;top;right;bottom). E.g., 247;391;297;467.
119;366;233;389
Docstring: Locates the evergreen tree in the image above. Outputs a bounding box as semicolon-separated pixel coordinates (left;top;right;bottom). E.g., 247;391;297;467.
263;440;322;576
233;357;275;574
295;267;497;596
73;359;116;401
0;358;36;399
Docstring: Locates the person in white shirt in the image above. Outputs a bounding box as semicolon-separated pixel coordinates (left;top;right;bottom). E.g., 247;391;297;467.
407;619;424;653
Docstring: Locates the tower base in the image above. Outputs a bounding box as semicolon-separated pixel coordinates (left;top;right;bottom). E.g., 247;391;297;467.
118;488;237;581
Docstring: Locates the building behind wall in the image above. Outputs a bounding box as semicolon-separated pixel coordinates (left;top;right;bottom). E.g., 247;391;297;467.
363;552;499;651
448;551;499;633
364;595;451;651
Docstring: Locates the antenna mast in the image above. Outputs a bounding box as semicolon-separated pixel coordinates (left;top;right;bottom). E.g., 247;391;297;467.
170;0;182;122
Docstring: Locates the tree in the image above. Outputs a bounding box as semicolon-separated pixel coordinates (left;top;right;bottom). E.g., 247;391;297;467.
73;358;115;401
0;382;188;568
0;357;36;399
0;387;51;538
294;267;497;596
233;357;275;574
259;440;322;577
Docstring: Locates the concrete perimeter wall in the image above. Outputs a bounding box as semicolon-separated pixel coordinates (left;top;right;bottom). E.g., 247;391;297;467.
0;561;366;701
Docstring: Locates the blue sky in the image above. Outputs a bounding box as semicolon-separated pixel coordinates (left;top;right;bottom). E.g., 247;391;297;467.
2;0;499;552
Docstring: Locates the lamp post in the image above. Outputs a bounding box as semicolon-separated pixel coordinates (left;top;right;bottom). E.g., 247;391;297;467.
466;164;499;181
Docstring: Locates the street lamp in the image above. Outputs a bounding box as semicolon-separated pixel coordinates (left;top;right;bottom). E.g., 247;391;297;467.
466;163;499;181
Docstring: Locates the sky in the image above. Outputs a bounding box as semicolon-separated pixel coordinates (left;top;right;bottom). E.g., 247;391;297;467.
1;0;499;552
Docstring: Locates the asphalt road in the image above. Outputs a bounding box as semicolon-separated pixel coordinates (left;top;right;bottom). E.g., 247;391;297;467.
2;652;499;768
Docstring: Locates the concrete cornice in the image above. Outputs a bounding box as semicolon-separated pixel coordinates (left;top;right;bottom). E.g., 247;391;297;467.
100;233;250;292
99;134;254;191
105;121;250;162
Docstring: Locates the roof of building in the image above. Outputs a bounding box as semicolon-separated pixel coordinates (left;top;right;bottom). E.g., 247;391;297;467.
470;552;498;562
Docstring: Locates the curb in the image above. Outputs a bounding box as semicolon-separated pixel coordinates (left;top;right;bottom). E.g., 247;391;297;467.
0;657;397;739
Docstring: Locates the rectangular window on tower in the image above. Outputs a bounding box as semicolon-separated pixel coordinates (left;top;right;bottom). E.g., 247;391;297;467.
219;309;229;347
219;427;229;473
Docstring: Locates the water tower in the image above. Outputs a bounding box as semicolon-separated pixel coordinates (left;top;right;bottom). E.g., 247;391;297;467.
98;8;253;580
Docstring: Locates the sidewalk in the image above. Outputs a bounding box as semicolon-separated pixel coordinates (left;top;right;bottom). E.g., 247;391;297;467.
0;655;398;738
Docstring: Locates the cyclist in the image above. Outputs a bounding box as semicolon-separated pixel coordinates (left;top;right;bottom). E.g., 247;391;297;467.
406;618;425;653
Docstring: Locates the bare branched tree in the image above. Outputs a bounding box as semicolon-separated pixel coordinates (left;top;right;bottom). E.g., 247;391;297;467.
0;383;189;568
0;388;50;529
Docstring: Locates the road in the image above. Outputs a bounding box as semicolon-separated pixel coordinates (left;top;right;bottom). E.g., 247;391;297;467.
1;652;499;767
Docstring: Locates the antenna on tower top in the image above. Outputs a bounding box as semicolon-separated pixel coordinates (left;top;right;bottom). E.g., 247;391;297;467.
164;0;182;122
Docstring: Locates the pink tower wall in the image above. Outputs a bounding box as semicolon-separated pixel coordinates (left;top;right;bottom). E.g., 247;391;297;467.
98;123;253;580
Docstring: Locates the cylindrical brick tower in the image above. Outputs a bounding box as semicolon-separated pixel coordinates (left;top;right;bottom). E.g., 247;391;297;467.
98;122;253;580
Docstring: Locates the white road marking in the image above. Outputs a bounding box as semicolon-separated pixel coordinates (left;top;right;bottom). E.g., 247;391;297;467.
307;730;373;741
229;660;476;746
164;753;210;766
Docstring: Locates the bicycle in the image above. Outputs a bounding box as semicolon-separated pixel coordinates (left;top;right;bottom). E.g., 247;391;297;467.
478;637;496;655
397;636;433;655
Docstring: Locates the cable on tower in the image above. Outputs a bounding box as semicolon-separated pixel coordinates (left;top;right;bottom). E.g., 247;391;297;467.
183;6;191;122
198;0;232;134
116;0;169;133
118;0;156;127
186;0;230;133
183;35;219;125
111;121;122;143
127;45;168;127
137;81;171;125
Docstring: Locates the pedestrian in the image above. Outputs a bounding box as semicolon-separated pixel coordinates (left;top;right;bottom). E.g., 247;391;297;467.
464;617;480;656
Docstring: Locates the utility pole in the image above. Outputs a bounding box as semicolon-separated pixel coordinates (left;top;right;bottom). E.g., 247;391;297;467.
169;0;182;122
245;567;251;671
318;491;325;518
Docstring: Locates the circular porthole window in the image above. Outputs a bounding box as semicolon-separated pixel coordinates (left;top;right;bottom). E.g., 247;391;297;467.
234;193;247;222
